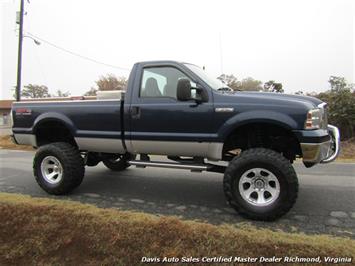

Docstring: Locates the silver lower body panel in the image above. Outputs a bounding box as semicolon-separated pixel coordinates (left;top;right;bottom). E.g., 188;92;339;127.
12;133;223;160
127;140;223;161
12;133;37;147
75;137;125;153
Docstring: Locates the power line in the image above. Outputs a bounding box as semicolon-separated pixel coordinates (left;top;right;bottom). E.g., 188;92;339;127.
23;7;48;86
26;32;131;71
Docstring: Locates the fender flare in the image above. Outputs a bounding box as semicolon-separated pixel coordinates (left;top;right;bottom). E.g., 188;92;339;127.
32;112;77;136
218;110;298;141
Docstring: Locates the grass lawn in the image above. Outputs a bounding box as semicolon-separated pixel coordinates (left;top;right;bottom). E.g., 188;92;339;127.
0;193;354;265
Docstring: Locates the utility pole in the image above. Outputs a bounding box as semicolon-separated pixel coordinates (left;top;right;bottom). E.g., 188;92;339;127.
16;0;24;101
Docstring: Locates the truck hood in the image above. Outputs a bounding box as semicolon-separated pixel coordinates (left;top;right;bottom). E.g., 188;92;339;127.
223;91;323;108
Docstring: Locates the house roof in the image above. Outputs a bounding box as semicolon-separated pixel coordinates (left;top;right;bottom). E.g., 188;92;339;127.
0;100;13;109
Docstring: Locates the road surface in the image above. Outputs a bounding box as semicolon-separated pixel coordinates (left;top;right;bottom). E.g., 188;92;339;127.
1;149;354;238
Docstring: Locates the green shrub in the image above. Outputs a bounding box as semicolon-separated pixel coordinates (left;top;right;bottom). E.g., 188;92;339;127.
316;90;355;140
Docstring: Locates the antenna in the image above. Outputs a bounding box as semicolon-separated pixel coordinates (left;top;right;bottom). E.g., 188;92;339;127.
219;32;224;75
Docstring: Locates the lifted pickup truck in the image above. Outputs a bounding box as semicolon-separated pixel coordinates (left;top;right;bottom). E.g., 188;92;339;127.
11;60;340;220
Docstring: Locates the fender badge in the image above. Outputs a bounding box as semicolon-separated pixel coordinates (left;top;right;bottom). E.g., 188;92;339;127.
215;107;234;113
15;108;32;115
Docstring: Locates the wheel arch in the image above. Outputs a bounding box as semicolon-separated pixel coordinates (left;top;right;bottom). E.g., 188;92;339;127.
220;114;302;161
33;113;77;147
218;110;298;141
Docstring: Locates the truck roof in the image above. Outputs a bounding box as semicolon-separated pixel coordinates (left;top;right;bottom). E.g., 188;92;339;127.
135;60;193;66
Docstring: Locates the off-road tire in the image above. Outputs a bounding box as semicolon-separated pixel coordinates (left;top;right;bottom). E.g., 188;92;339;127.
223;148;298;221
102;153;134;171
33;142;85;195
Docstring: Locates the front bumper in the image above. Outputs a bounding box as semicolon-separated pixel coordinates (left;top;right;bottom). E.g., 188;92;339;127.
299;125;340;164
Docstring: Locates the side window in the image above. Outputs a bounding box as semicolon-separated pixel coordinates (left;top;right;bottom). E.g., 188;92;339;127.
140;70;166;97
140;67;195;99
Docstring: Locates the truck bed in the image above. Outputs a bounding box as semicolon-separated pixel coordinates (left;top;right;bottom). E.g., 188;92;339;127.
12;99;125;153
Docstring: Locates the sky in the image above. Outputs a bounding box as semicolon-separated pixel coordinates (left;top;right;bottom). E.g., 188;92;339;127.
0;0;354;99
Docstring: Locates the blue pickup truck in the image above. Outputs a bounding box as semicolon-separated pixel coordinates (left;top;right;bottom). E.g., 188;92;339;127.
11;60;340;220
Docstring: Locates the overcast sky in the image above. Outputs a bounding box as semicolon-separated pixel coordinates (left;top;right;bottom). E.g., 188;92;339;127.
0;0;354;99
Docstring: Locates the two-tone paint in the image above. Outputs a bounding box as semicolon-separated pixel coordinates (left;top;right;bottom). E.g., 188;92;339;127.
12;60;337;163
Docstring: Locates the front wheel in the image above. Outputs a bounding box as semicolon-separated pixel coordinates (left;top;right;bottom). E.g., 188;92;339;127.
223;148;298;221
33;142;85;195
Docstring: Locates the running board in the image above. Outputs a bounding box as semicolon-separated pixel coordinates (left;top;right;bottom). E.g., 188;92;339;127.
128;160;210;171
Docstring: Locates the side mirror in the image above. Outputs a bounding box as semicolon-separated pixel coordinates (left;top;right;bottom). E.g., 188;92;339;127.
177;79;192;101
176;79;209;103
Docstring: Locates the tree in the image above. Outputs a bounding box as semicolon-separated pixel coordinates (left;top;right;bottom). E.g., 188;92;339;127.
53;90;70;97
264;80;284;93
217;75;263;91
315;76;355;140
328;76;354;92
239;77;263;91
96;74;127;91
84;74;127;96
217;74;240;90
84;88;97;96
12;86;17;99
21;84;50;98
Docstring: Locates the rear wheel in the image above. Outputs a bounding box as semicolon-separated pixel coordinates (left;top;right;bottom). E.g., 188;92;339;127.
33;142;85;195
102;153;134;171
223;148;298;221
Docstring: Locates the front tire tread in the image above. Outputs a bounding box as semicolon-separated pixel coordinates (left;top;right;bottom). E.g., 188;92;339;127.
223;148;298;221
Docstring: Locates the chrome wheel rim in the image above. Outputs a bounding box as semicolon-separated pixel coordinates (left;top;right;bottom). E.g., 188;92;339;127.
238;168;280;207
41;156;63;184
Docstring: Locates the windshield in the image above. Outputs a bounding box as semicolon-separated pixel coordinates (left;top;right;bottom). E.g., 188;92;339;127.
184;64;229;91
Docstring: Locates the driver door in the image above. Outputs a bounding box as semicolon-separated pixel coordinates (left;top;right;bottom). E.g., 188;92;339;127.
128;65;215;157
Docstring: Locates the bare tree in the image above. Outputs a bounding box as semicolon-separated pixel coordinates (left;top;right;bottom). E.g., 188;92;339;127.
217;74;240;90
84;88;97;96
96;74;127;91
239;77;263;91
21;84;51;98
264;80;284;93
84;74;127;96
53;90;70;97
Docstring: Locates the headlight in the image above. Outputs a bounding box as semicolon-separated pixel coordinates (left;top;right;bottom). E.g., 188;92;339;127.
305;108;322;129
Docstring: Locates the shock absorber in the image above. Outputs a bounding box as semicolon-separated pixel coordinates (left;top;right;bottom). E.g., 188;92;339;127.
255;126;264;147
248;126;264;148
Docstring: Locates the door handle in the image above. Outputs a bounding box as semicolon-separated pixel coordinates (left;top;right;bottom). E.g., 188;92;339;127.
131;106;141;119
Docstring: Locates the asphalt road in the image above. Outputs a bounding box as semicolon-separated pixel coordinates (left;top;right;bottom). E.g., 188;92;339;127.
1;149;354;238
